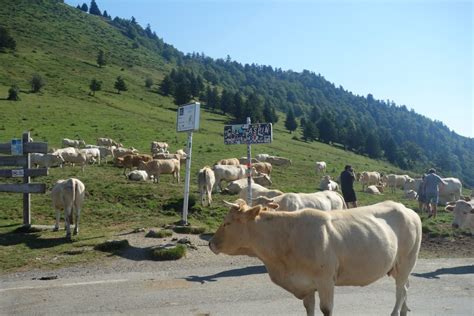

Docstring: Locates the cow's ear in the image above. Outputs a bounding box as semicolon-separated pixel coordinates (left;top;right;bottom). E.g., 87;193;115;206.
267;202;279;210
246;205;262;220
445;205;455;212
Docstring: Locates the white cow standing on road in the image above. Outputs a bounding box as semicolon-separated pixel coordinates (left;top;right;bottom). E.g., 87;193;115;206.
51;178;85;239
209;200;422;316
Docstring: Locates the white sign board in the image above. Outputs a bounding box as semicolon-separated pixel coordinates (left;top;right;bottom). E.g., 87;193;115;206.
11;169;24;178
11;139;23;155
177;102;200;132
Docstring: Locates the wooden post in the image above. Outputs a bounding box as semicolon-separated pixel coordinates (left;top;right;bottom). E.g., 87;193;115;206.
22;132;31;226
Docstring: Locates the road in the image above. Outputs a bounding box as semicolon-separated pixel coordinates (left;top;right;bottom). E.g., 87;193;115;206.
1;257;473;315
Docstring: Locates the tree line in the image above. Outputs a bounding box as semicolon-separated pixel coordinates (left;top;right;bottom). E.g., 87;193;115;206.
68;0;473;186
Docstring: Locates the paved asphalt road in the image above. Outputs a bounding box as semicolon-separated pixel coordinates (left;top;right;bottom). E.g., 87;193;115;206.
1;257;473;315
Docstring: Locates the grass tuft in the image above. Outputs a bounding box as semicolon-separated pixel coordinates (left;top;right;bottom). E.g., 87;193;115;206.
145;229;173;238
150;244;186;261
94;239;129;252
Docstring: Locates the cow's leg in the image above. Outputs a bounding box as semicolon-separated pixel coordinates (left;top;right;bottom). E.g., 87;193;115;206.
391;279;408;316
64;206;71;239
317;282;334;316
53;208;60;231
302;292;315;316
73;206;80;235
207;188;212;206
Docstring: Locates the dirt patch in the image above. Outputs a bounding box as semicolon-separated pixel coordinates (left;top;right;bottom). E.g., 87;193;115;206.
420;233;474;258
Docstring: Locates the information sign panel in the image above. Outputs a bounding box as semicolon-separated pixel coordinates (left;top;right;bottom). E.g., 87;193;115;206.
177;102;200;132
224;123;273;145
11;139;23;155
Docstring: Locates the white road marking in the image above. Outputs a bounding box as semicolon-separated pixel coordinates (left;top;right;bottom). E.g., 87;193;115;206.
0;279;129;292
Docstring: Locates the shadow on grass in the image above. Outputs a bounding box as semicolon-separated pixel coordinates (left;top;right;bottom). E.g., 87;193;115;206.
0;223;21;228
0;229;72;248
412;265;474;279
184;265;267;284
0;227;104;249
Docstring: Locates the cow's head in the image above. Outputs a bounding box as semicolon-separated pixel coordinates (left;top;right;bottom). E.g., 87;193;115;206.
209;199;277;256
445;200;474;230
253;174;272;187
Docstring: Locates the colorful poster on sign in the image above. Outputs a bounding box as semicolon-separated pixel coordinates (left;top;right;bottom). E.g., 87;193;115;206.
177;102;200;132
224;123;273;145
11;139;23;155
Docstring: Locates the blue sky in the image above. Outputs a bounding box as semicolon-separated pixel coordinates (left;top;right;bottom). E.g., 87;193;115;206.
66;0;473;138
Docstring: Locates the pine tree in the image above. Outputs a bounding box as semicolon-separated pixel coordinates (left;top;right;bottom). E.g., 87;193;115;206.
173;79;192;105
76;4;81;9
89;79;102;96
284;107;298;133
232;91;244;120
96;50;106;68
80;3;88;12
114;76;127;94
89;0;101;16
302;121;318;141
364;132;382;159
159;75;174;96
220;89;234;115
263;101;278;123
102;10;110;19
206;87;220;112
317;115;336;144
244;93;264;123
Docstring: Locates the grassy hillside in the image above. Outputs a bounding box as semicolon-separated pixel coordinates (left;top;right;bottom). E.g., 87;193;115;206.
0;0;470;273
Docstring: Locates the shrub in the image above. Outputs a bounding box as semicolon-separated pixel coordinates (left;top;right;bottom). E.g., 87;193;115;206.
173;225;205;234
150;244;186;261
7;85;20;101
30;74;45;93
145;229;173;238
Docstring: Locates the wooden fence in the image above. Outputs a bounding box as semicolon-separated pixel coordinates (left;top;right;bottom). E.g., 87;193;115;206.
0;132;48;226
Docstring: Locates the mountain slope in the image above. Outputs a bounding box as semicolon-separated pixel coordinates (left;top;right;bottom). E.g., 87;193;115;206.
0;0;472;187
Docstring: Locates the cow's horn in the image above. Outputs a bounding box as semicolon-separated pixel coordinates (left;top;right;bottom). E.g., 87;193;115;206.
223;200;239;208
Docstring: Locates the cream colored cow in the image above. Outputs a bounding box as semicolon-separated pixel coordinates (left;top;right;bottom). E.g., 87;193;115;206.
209;200;422;316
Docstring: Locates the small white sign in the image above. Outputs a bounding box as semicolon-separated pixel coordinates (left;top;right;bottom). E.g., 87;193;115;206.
11;139;23;155
12;169;24;178
177;102;200;132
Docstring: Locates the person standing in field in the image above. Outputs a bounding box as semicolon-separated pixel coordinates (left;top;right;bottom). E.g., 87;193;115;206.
423;168;448;218
340;165;357;208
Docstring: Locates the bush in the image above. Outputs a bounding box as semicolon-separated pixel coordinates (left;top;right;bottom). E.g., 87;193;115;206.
150;244;186;261
172;225;206;234
30;74;45;93
7;85;20;101
0;26;16;51
145;229;173;238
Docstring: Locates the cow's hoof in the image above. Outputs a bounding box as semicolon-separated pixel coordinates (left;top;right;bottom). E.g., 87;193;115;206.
53;227;59;232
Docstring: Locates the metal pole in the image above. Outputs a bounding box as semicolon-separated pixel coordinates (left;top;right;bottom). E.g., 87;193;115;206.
22;132;31;226
182;131;193;225
246;117;252;206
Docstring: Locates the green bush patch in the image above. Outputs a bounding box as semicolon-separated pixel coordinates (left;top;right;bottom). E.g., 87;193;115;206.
173;225;206;235
94;239;129;252
150;244;186;261
145;229;173;238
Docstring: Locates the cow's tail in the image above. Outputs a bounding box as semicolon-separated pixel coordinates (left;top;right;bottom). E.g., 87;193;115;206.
70;179;76;225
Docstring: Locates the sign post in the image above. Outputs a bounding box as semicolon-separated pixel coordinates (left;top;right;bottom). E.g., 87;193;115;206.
176;102;200;225
0;132;48;226
224;119;273;206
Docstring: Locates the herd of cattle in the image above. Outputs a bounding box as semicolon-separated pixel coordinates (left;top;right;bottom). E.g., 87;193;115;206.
17;136;474;315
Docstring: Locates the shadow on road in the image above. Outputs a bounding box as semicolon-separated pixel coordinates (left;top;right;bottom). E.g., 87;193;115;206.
412;265;474;279
184;265;267;284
